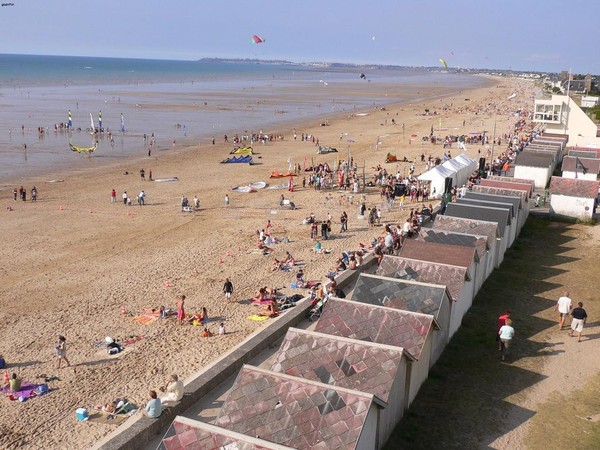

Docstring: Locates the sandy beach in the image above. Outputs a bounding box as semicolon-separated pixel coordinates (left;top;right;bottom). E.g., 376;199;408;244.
0;75;537;449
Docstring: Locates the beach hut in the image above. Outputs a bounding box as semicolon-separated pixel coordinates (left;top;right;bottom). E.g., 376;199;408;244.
432;215;500;273
366;255;472;338
215;365;384;450
549;176;599;221
457;196;518;246
513;152;554;189
471;185;530;230
271;328;414;445
315;298;437;406
415;228;491;291
560;156;600;181
443;203;511;267
350;273;453;362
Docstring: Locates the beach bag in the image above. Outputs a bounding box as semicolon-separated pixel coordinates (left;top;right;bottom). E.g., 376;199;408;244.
34;384;49;395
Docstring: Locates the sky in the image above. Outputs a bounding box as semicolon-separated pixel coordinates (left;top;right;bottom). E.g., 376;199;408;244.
1;0;599;74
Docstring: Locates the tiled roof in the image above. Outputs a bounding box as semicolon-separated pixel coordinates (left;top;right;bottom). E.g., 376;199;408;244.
158;416;294;450
270;328;410;403
444;203;510;236
398;239;479;267
487;176;535;192
314;298;435;360
471;185;528;206
368;255;469;302
215;365;380;450
417;228;488;258
432;214;499;244
515;151;554;168
351;273;450;319
561;156;600;174
481;179;533;197
568;150;600;159
457;198;514;221
464;191;522;213
549;176;599;198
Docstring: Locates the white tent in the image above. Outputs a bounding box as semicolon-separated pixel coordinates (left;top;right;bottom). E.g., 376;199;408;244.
418;165;457;198
453;154;478;185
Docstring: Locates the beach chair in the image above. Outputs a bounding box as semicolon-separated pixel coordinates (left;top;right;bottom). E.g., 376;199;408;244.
308;297;328;322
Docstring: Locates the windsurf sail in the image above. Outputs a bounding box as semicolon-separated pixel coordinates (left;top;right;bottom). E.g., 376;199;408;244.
90;113;95;133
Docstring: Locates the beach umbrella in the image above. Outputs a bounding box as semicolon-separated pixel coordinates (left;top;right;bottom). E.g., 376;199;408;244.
98;110;102;129
120;113;125;133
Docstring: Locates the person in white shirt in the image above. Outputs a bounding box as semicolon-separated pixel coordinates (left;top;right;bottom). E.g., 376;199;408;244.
160;374;184;405
498;318;515;361
554;291;573;330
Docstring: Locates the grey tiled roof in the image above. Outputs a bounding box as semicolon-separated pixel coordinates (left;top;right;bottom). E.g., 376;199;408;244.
444;203;510;236
549;176;599;198
515;151;554;168
314;298;435;360
351;273;450;319
368;255;469;302
480;179;533;197
561;156;600;174
271;328;409;403
432;214;499;244
457;197;515;220
464;191;522;213
158;416;294;450
398;239;479;267
471;185;528;206
215;365;379;450
417;228;488;258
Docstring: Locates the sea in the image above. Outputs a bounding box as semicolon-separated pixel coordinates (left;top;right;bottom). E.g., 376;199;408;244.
0;54;485;186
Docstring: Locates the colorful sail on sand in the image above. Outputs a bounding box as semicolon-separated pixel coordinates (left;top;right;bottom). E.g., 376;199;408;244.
68;110;72;129
69;139;98;154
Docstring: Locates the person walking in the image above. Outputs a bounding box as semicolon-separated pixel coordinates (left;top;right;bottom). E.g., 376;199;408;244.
223;278;234;301
111;189;117;203
498;318;515;361
568;302;588;342
55;335;71;369
555;291;572;330
138;190;145;206
496;310;511;351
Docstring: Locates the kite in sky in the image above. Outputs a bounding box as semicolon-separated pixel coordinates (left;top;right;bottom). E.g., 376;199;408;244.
251;35;265;44
439;58;448;69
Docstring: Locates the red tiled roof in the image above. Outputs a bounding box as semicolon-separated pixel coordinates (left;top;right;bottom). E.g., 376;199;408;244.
399;239;479;267
549;176;599;198
480;179;532;197
472;185;528;205
488;175;535;191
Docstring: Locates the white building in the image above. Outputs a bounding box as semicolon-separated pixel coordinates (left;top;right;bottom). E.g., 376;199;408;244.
581;96;600;108
561;156;600;181
549;176;598;221
533;94;600;148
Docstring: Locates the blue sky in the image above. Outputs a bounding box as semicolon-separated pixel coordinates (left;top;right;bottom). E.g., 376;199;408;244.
1;0;599;74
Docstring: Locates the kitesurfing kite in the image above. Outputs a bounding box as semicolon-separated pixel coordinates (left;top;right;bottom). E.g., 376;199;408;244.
251;35;265;44
359;73;366;79
319;80;329;86
439;58;448;69
69;139;97;154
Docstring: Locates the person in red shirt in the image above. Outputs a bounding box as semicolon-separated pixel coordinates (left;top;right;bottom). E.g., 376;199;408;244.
497;310;511;351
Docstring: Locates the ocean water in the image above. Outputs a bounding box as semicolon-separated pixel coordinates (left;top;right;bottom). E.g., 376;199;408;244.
0;54;485;185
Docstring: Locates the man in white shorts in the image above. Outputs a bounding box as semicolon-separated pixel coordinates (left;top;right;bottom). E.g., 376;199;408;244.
568;302;588;342
554;291;572;330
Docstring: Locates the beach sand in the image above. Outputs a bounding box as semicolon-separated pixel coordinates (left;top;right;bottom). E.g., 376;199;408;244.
0;75;536;449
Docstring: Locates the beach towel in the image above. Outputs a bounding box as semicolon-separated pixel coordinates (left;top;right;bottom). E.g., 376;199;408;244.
3;382;41;400
247;314;269;321
132;315;158;325
251;299;273;306
123;336;144;346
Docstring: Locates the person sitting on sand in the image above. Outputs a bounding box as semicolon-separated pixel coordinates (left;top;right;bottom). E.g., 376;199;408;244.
4;373;22;392
188;307;208;325
295;268;305;288
336;258;347;272
284;251;295;267
259;299;279;318
313;240;323;253
271;258;284;271
160;374;184;405
253;288;267;303
202;327;212;337
256;239;272;255
348;255;357;270
218;323;226;335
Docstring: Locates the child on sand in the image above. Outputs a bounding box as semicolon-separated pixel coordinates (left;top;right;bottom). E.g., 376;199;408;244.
177;295;186;325
55;335;70;369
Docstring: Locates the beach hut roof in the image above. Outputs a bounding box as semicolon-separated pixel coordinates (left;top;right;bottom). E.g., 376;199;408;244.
270;328;411;403
444;203;511;236
215;365;383;449
398;239;480;267
417;228;489;258
315;298;436;360
350;273;451;319
549;176;599;198
561;156;600;174
432;215;500;242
